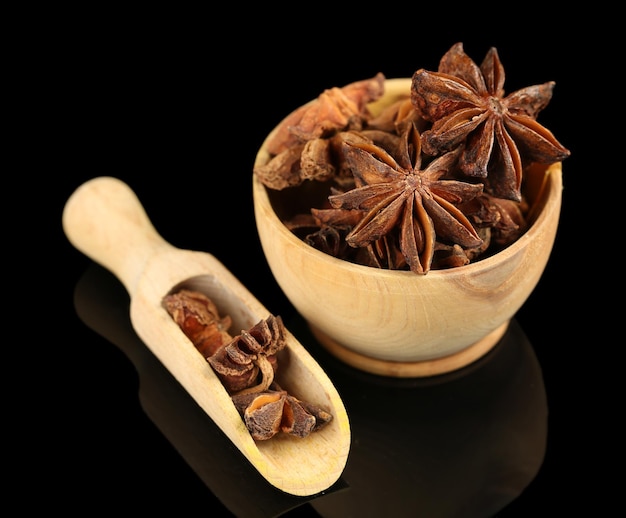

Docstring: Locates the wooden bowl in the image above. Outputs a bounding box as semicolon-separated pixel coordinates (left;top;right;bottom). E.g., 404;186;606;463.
253;78;563;377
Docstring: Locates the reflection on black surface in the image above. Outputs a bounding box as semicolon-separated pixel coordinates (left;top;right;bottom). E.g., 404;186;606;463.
298;319;548;517
74;264;346;517
74;263;547;518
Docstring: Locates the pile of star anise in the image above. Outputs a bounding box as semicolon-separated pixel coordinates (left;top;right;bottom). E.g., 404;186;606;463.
254;42;571;274
162;289;332;440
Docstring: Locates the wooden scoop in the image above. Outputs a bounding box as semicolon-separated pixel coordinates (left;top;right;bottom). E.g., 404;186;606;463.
62;176;351;496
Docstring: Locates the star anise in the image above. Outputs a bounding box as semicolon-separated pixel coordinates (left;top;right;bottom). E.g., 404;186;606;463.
326;121;484;274
231;383;333;440
255;74;386;190
162;289;233;358
208;314;286;395
162;289;333;440
460;192;528;248
411;42;571;201
265;73;386;156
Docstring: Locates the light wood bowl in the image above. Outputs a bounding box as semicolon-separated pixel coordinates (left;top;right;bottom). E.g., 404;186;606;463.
253;78;563;378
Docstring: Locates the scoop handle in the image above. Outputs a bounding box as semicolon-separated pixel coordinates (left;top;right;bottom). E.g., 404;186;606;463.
63;176;170;296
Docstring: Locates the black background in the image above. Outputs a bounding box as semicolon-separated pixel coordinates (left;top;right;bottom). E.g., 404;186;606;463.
26;7;605;517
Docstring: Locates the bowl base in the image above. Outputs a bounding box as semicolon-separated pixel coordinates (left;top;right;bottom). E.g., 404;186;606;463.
309;321;510;378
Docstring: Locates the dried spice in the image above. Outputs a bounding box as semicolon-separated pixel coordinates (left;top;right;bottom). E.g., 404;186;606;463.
207;314;284;395
256;74;385;190
162;289;333;440
231;383;333;440
411;42;571;201
254;42;571;274
264;73;385;156
162;289;232;357
326;122;484;274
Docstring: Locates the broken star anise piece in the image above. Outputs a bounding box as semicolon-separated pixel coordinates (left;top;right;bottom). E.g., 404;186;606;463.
282;393;333;435
255;75;386;190
208;314;286;395
366;96;428;134
232;390;287;441
460;192;528;248
163;289;334;440
327;121;484;274
411;42;570;202
231;384;333;440
162;289;233;358
264;73;386;156
256;130;378;192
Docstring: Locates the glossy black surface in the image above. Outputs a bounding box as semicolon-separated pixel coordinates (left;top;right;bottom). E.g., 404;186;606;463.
74;264;547;516
39;14;602;517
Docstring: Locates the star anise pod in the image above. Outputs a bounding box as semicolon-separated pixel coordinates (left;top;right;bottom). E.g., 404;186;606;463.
327;121;484;274
411;42;570;201
366;96;428;134
162;289;233;358
208;314;286;395
460;192;528;248
231;383;333;440
163;289;334;440
255;75;386;190
264;73;386;156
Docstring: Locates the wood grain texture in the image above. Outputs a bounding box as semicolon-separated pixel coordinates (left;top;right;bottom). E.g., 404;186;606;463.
62;176;350;496
253;78;563;372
